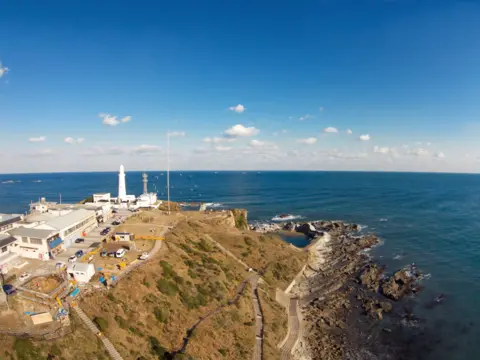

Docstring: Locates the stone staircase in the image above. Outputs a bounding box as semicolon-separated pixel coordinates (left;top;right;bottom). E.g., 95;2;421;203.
72;306;124;360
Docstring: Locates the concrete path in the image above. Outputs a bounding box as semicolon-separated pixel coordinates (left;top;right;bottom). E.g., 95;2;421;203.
279;298;300;360
72;306;124;360
250;275;264;360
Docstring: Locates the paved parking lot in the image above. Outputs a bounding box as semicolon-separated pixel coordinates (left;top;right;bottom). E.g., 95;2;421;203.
53;209;133;263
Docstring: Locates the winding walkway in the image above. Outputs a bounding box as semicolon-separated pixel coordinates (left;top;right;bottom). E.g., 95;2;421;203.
279;298;300;360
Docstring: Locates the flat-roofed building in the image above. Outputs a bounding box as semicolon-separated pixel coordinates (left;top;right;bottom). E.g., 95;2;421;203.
0;234;20;273
0;213;23;234
93;193;111;203
35;209;97;248
8;227;62;261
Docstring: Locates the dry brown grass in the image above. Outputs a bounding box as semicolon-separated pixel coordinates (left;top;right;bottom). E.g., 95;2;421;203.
3;210;305;360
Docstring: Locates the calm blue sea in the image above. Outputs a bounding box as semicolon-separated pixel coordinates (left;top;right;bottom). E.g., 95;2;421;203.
1;171;479;359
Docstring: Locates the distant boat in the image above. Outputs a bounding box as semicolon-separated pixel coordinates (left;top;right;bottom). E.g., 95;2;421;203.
32;180;42;183
1;180;14;184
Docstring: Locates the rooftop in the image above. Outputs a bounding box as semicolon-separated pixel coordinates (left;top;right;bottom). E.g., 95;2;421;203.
9;227;58;239
0;234;17;247
45;209;96;230
25;213;56;223
0;213;23;226
67;262;94;272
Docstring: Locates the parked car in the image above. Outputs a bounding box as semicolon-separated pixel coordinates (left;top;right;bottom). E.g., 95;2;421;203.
75;238;85;243
68;255;77;263
75;250;84;258
19;272;31;282
139;252;149;260
2;284;16;295
115;248;127;258
100;249;108;257
112;221;120;226
56;262;66;269
100;229;109;236
112;209;118;213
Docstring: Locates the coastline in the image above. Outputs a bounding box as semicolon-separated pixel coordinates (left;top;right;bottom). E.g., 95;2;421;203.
251;219;432;360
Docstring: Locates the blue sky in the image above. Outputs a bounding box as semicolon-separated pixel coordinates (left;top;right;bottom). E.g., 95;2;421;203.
1;0;480;173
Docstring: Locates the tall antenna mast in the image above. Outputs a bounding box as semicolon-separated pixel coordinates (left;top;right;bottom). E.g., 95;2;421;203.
167;132;171;214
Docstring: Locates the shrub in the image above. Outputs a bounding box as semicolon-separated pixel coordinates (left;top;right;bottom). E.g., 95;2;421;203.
160;261;175;278
218;348;228;356
153;307;169;323
129;327;144;337
93;317;109;332
157;279;178;296
107;293;116;302
115;315;128;329
244;236;253;246
197;238;213;252
149;336;167;358
14;339;39;360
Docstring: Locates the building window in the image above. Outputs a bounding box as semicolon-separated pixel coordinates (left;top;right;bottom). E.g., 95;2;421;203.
22;237;28;243
1;246;7;253
30;238;43;245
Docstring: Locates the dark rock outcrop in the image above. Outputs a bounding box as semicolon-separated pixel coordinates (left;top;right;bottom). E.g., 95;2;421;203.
359;264;384;291
381;269;416;301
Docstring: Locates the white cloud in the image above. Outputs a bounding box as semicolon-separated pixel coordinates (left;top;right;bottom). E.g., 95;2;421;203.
297;137;318;145
299;114;314;121
82;146;126;156
374;146;394;154
435;152;445;158
228;104;246;113
28;136;46;143
281;129;288;134
64;137;85;144
327;150;368;160
323;127;338;133
214;146;232;152
25;149;53;157
359;134;371;141
408;148;429;156
99;113;132;126
0;63;9;78
248;139;278;150
168;131;186;137
346;129;353;135
224;124;259;137
203;136;236;144
131;145;162;155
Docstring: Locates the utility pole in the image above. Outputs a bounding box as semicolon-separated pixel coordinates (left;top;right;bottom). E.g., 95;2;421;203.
167;132;171;214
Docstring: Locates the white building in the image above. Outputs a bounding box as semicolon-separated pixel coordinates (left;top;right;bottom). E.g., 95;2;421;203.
29;198;57;213
136;193;158;208
67;262;95;283
0;214;23;233
93;193;111;203
8;227;62;261
0;234;20;274
35;209;97;248
47;203;112;223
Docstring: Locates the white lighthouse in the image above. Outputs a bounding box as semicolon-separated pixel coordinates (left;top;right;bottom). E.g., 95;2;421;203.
118;164;127;201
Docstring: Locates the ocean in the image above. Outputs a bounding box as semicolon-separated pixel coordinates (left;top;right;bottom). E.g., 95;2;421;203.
1;170;479;359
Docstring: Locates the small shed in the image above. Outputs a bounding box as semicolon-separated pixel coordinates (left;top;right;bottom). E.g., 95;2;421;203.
31;312;53;325
114;232;135;242
67;263;95;283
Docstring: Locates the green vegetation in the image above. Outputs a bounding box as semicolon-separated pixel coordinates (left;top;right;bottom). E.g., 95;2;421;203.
14;339;40;360
154;307;169;323
149;336;167;358
93;317;109;331
218;348;228;357
156;278;179;296
196;238;213;252
115;315;129;329
244;236;253;246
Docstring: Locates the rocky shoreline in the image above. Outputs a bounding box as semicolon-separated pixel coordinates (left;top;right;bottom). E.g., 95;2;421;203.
251;220;435;360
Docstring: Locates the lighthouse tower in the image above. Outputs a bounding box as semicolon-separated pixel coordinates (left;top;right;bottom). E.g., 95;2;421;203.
118;165;127;201
142;172;148;195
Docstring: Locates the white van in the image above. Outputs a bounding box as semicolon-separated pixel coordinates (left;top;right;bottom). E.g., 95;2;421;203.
115;248;127;258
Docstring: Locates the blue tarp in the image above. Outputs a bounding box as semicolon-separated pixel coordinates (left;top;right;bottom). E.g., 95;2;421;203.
69;288;80;297
48;237;63;249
